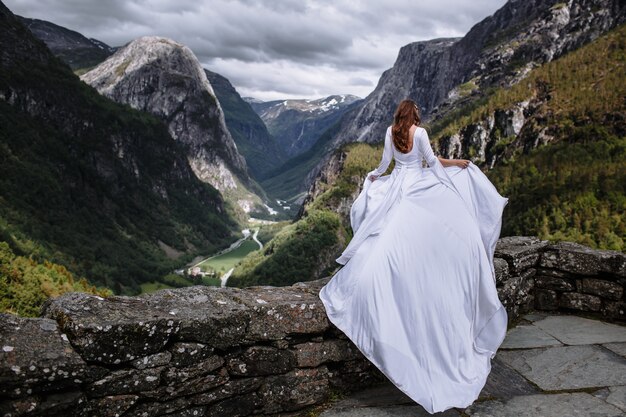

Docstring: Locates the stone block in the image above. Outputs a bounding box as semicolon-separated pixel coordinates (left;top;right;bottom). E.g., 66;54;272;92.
259;366;331;413
162;355;224;385
131;351;172;370
559;292;602;312
143;367;229;401
191;377;263;406
125;395;199;417
534;289;558;310
144;286;250;349
236;286;330;341
535;275;575;291
87;367;162;397
602;300;626;320
534;268;572;279
580;278;623;300
206;392;263;417
292;339;360;367
168;342;215;367
495;236;548;274
328;359;386;391
532;315;626;345
540;242;626;277
41;292;182;364
226;346;295;376
493;257;509;285
0;313;105;400
75;394;139;417
497;345;626;390
0;391;85;417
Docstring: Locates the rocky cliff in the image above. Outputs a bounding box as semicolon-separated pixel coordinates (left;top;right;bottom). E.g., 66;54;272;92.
204;70;286;181
299;0;626;202
334;0;626;147
1;237;624;416
81;37;269;217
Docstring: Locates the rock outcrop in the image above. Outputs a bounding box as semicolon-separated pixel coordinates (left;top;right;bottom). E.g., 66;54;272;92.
299;0;626;203
1;237;624;416
204;70;286;180
334;0;626;146
297;148;358;228
81;37;266;214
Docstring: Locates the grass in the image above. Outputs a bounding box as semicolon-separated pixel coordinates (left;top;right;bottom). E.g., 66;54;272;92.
197;237;261;273
139;281;174;293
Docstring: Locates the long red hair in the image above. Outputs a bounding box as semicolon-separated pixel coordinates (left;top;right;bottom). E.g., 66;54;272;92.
392;99;421;153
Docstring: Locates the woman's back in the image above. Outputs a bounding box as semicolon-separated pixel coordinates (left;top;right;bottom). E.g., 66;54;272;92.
391;125;423;166
369;125;438;177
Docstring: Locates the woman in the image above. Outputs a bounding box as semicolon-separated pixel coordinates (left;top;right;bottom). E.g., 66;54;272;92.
318;99;509;414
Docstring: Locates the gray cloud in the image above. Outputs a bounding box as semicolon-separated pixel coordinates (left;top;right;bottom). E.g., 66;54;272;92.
6;0;507;100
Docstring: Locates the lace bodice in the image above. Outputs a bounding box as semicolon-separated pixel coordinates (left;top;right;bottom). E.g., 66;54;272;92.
370;126;438;176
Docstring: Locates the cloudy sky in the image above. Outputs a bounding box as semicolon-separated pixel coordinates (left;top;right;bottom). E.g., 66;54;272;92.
7;0;507;101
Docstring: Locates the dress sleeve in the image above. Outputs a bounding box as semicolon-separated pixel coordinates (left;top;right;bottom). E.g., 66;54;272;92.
370;127;393;177
417;128;438;167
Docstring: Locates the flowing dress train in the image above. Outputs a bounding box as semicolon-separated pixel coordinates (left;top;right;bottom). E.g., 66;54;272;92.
318;126;509;414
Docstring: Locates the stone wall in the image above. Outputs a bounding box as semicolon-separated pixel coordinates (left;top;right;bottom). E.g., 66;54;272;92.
1;237;624;416
495;237;625;320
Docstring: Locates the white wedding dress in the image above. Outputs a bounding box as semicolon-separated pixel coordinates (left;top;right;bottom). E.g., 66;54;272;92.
319;126;509;414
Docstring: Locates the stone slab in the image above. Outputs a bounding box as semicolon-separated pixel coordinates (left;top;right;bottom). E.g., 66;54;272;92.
466;392;624;417
603;342;626;358
605;386;626;412
594;385;626;413
324;382;414;408
521;311;550;322
479;357;540;399
499;324;562;349
319;404;460;417
532;315;626;345
497;345;626;391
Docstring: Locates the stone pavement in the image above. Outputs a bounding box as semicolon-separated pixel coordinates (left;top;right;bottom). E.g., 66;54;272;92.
317;311;626;416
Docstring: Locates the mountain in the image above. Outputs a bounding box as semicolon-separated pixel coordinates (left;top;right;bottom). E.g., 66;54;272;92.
229;1;626;288
435;22;626;251
251;95;362;158
16;15;115;71
333;0;626;147
253;95;363;205
204;69;287;180
297;0;626;201
0;1;239;294
80;36;272;220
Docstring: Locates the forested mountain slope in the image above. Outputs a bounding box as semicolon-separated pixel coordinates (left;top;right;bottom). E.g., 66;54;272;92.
0;2;238;296
205;70;286;181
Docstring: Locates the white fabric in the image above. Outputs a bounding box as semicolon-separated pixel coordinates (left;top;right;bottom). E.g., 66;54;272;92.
319;126;509;414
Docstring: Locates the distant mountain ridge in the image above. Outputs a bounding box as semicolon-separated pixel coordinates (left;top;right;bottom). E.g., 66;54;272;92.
250;94;361;158
16;15;115;70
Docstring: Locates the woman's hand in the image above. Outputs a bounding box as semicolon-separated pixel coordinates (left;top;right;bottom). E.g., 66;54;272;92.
455;159;470;169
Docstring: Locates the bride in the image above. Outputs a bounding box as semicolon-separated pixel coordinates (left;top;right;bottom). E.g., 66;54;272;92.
319;99;509;414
